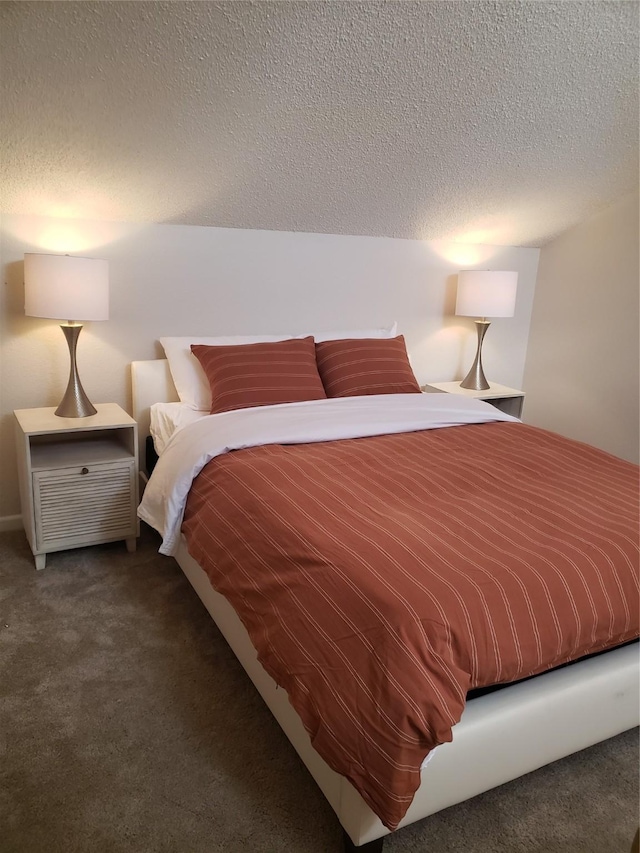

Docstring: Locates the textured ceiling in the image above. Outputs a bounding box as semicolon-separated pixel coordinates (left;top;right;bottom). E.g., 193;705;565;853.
1;1;638;246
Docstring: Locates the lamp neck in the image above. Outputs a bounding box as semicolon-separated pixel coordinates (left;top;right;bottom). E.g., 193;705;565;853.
55;322;96;418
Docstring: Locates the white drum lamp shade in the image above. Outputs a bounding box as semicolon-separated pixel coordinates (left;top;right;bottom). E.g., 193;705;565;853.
455;270;518;391
24;253;109;418
24;253;109;322
455;270;518;319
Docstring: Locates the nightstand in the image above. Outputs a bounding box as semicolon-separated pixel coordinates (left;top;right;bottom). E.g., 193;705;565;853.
423;381;525;418
14;404;139;570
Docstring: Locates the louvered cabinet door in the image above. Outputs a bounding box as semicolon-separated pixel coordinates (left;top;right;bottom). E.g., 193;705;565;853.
33;460;137;551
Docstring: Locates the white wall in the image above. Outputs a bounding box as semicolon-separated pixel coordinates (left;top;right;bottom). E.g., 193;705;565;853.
523;191;639;463
0;213;540;520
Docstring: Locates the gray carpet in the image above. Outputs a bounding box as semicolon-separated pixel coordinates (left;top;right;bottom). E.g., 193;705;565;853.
1;526;637;853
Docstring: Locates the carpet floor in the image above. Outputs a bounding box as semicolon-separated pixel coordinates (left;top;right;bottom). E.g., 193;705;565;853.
1;526;637;853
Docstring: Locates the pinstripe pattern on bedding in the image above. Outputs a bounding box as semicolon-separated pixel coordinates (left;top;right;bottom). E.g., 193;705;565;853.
182;421;639;829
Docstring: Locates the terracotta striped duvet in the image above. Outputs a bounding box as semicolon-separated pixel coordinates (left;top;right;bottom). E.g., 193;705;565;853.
181;421;639;829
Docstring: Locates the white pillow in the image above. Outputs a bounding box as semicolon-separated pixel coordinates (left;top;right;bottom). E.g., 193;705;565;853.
313;324;397;343
160;324;398;410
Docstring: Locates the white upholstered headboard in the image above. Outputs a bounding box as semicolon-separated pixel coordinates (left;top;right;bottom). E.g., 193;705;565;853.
131;360;179;472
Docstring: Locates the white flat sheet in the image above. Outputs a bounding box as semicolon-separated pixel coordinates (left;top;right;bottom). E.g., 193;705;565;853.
149;402;207;455
138;393;519;555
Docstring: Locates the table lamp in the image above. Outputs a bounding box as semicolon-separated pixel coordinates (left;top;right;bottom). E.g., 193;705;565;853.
455;270;517;391
24;253;109;418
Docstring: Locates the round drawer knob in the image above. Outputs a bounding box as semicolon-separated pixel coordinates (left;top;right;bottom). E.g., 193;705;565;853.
81;467;89;475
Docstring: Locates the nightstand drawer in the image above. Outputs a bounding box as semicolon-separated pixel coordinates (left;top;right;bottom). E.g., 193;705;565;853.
33;460;136;549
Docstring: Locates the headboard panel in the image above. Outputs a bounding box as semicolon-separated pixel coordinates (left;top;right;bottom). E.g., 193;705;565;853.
131;360;179;473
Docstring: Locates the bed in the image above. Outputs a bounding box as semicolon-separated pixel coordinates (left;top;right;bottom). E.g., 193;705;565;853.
132;357;639;851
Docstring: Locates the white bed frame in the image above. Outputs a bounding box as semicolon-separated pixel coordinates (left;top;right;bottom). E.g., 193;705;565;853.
132;359;639;850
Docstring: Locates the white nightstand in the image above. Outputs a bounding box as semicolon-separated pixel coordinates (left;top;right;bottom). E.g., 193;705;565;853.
423;381;525;418
14;404;139;570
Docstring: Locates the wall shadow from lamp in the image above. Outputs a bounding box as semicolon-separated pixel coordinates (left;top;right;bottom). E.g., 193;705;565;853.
24;253;109;418
455;270;518;391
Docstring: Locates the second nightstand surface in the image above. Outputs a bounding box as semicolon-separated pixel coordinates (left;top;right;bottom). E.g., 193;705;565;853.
424;381;524;400
423;382;525;419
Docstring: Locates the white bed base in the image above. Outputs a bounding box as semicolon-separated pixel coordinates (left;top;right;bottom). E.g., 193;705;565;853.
132;359;640;848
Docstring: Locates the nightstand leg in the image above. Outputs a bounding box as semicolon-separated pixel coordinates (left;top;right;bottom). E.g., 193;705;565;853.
34;553;46;571
125;537;137;553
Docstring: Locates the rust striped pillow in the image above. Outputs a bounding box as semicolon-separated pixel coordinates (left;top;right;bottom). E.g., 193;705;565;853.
191;337;327;414
315;335;421;397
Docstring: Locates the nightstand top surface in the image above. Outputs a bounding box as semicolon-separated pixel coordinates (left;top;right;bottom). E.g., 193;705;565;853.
14;403;135;435
425;381;524;400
